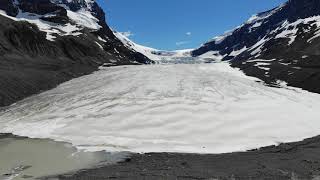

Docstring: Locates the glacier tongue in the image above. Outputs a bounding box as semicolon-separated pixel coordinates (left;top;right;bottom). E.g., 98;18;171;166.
1;62;320;154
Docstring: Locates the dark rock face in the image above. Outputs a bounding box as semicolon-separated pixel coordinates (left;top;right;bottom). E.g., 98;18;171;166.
0;0;152;107
193;0;320;94
57;0;89;12
0;0;18;16
19;0;65;15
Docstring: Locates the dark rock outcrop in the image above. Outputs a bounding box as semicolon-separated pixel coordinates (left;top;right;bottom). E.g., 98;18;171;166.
0;0;18;16
19;0;65;15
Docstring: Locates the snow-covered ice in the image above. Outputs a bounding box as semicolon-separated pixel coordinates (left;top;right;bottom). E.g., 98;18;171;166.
1;62;320;154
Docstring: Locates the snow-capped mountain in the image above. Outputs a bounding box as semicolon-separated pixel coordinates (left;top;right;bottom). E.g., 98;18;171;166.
113;31;194;62
192;0;320;94
0;0;151;107
0;0;105;40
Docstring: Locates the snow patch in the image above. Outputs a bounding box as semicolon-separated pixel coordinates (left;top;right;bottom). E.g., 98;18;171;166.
249;22;262;32
95;41;103;50
97;36;107;42
198;51;224;61
229;46;247;57
249;36;269;56
254;62;271;71
67;9;101;30
247;59;275;63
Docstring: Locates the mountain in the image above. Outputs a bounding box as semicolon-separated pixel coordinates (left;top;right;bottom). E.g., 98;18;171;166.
113;31;194;62
0;0;152;107
192;0;320;94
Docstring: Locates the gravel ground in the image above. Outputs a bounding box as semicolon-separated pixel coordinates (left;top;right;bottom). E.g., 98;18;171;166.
50;136;320;180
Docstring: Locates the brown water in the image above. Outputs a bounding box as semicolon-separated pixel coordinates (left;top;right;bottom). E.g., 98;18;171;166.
0;134;128;180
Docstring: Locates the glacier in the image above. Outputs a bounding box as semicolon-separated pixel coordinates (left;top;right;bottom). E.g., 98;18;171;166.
1;61;320;154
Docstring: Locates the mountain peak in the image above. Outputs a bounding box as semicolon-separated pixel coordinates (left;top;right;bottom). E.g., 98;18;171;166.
0;0;151;106
192;0;320;94
0;0;106;41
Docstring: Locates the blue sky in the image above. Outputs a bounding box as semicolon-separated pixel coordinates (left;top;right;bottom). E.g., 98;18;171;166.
97;0;287;50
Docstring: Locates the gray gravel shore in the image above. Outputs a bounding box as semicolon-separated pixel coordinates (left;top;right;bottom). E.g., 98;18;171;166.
51;136;320;180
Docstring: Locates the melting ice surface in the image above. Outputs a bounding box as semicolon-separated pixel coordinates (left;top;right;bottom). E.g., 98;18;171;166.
1;61;320;154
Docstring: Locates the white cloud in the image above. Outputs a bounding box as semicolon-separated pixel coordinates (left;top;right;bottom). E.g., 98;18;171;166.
176;41;190;46
119;31;134;38
186;32;192;36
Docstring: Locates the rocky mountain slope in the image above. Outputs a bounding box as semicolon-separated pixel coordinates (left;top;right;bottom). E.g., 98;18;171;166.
0;0;152;107
192;0;320;93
